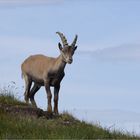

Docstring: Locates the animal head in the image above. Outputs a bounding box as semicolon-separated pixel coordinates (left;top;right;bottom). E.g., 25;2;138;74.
56;32;78;64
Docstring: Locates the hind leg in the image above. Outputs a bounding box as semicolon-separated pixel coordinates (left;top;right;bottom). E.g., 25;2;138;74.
29;83;41;108
23;75;32;104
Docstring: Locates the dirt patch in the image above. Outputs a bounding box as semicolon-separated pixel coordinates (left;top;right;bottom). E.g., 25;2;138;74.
0;103;55;119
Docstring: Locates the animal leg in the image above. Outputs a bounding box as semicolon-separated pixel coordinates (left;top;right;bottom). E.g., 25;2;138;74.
54;85;60;114
23;75;32;104
45;83;52;113
29;83;41;108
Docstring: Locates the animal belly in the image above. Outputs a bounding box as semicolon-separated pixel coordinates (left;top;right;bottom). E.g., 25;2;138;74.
32;77;44;86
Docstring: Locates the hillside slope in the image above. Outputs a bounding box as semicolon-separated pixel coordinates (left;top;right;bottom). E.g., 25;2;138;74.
0;92;139;139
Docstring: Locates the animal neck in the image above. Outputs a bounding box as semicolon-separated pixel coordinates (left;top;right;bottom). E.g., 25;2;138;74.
55;54;66;72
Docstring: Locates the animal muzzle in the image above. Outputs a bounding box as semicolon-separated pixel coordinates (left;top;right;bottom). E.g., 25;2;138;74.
67;58;73;64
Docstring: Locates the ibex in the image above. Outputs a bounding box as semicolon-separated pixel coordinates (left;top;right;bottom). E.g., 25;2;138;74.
21;32;78;114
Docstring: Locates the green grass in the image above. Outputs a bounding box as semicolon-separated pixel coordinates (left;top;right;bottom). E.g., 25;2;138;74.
0;83;26;106
0;111;137;139
0;87;139;139
0;93;27;106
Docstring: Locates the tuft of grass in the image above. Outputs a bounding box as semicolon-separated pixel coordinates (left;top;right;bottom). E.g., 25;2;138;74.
0;93;27;106
0;83;26;106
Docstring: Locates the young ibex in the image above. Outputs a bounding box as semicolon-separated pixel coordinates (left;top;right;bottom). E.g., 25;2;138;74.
21;32;78;114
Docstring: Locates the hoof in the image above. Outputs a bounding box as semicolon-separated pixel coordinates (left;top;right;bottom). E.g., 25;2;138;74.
53;110;59;115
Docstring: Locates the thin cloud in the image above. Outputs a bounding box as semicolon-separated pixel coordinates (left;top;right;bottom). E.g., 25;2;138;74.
93;44;140;61
78;44;140;62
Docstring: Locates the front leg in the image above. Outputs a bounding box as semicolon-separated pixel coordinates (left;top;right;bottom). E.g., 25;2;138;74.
54;85;60;114
45;83;52;113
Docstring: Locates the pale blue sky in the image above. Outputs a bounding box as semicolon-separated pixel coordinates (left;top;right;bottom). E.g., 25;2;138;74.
0;0;140;122
0;0;140;50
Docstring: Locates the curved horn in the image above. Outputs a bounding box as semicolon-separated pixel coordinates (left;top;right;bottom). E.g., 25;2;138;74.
56;32;68;47
71;34;78;47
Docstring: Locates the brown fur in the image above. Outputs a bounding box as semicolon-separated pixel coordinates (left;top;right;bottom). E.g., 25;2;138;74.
21;32;78;114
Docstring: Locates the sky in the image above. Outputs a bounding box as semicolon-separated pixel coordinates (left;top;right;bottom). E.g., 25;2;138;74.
0;0;140;134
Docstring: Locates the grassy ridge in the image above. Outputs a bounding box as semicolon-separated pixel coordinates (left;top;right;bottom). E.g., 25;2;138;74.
0;111;136;139
0;89;139;139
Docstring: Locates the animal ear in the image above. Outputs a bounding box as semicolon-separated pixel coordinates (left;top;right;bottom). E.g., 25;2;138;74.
73;46;77;51
58;42;63;51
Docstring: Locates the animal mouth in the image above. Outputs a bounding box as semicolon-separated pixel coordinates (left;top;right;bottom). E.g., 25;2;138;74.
67;60;72;64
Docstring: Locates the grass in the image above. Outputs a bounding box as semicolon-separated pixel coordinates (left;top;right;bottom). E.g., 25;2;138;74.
0;86;139;139
0;82;26;106
0;111;137;139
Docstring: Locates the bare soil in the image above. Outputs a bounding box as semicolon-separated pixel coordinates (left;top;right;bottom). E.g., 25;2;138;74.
0;103;55;119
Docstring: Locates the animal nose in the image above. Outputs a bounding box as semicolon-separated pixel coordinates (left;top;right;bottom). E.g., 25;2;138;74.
69;58;73;62
68;58;73;64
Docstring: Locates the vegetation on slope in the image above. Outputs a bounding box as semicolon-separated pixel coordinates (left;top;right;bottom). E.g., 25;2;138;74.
0;86;139;139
